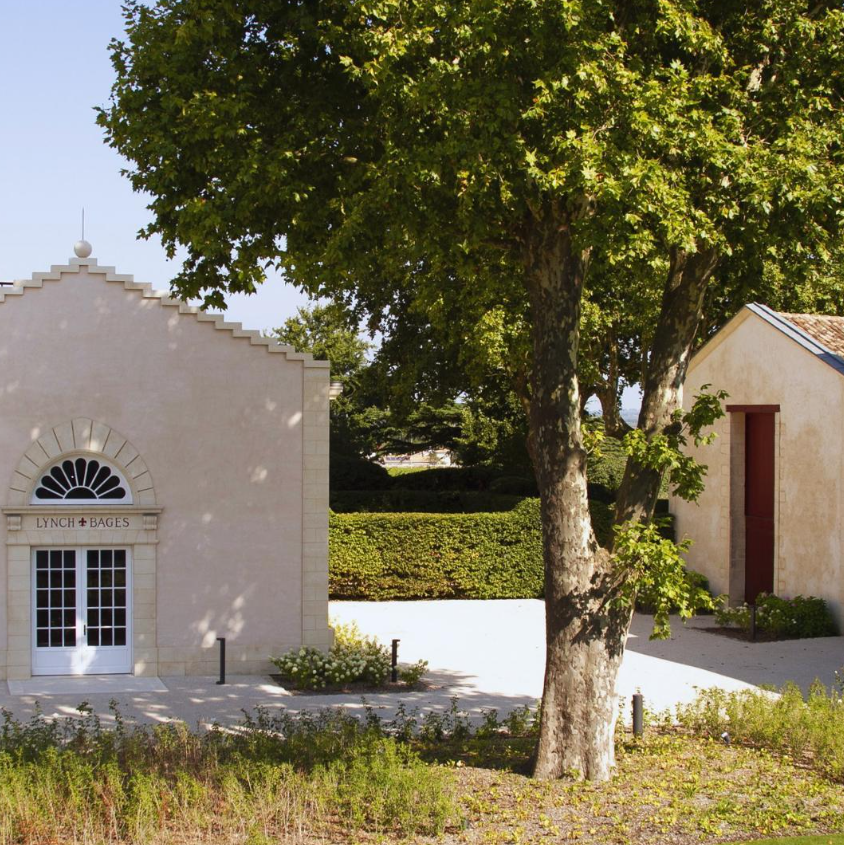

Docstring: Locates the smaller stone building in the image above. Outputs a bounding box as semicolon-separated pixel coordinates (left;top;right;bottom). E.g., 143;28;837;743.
673;303;844;628
0;246;335;680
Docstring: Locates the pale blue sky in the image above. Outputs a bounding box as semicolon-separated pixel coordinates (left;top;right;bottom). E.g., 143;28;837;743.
0;1;639;412
0;0;308;333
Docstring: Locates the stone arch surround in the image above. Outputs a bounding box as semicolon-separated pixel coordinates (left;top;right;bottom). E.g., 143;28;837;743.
9;419;157;508
3;419;160;680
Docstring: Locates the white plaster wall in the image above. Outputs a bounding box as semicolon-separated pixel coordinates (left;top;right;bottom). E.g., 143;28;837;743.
0;261;321;670
673;310;844;627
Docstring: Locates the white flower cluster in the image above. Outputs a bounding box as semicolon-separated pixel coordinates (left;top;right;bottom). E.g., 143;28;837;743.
270;621;391;689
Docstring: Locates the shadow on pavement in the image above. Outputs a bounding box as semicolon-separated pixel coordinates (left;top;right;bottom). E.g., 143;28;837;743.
626;613;844;693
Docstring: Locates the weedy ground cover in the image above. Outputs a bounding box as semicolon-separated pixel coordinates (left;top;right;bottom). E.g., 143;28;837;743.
675;681;844;780
725;837;844;844
1;689;844;844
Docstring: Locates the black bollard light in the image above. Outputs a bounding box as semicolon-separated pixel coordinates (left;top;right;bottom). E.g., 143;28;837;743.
216;637;226;685
750;604;757;642
632;693;644;738
391;638;400;682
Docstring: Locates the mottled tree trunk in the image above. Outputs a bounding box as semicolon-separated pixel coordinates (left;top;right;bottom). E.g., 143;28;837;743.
615;247;719;525
523;217;627;781
526;235;719;781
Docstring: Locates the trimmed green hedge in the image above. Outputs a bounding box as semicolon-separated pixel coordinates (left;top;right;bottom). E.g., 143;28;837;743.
329;498;614;600
331;438;633;500
587;436;628;492
330;490;527;514
388;465;507;492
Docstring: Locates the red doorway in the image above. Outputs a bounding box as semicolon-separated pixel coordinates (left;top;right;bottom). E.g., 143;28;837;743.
744;412;775;602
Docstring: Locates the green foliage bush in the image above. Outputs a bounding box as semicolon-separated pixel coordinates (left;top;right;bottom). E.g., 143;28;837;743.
587;435;629;492
271;621;412;690
388;465;504;491
330;455;392;491
715;594;838;639
334;446;632;506
381;447;628;496
271;622;428;690
488;474;538;495
330;489;526;513
329;498;614;600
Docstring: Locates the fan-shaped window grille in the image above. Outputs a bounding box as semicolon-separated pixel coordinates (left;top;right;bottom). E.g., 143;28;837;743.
31;458;133;505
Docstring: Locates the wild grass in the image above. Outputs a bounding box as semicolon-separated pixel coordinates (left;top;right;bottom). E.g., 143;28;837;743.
2;688;844;844
0;701;458;844
675;681;844;781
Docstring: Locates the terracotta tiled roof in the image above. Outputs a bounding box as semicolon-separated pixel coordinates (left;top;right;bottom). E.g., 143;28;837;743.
780;313;844;358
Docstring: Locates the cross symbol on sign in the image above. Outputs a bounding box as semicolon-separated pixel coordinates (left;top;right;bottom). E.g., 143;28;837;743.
78;518;87;527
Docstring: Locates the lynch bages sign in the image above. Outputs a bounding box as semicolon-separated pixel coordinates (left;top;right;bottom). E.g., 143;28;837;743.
33;515;132;530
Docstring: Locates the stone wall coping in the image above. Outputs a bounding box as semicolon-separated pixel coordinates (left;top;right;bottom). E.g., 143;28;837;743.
0;257;331;369
2;506;164;515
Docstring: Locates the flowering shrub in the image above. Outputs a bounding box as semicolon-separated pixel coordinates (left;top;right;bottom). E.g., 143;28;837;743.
715;593;837;639
270;621;393;690
398;660;429;687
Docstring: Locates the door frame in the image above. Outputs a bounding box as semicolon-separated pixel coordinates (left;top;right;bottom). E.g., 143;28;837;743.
31;546;134;676
4;502;161;682
727;405;781;605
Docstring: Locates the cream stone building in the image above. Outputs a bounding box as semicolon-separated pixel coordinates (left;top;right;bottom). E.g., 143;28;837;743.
673;303;844;627
0;245;334;680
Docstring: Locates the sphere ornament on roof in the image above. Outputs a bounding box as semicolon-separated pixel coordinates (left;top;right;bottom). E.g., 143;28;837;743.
73;239;92;258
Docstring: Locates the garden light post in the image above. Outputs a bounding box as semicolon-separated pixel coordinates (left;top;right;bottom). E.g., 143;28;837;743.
391;638;400;682
217;637;226;685
632;693;644;738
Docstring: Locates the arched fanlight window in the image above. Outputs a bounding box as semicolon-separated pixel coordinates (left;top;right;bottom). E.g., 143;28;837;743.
31;457;133;505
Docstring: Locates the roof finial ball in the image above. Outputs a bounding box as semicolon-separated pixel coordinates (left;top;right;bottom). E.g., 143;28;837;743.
74;208;92;258
74;239;93;259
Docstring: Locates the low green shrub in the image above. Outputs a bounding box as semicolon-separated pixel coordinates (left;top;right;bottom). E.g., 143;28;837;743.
715;594;838;639
587;482;616;504
382;455;628;495
488;475;538;495
587;435;629;492
385;465;431;476
330;455;392;491
270;621;393;689
677;682;844;781
318;735;456;836
330;489;526;513
398;660;429;686
388;465;503;491
329;498;614;600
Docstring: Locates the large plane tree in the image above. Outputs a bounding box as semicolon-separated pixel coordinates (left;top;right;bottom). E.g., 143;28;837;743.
99;0;844;779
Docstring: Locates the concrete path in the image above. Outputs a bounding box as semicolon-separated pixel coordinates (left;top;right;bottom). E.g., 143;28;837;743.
0;600;841;729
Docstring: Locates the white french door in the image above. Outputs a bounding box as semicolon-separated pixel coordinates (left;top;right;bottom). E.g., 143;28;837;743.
32;548;132;675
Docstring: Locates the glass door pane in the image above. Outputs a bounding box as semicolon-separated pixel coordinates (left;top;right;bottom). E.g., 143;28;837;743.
34;549;77;648
86;549;128;648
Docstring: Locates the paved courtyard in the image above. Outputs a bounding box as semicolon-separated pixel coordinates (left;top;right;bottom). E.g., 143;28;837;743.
0;599;841;729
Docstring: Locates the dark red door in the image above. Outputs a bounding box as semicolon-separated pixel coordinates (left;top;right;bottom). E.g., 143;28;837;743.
745;413;775;602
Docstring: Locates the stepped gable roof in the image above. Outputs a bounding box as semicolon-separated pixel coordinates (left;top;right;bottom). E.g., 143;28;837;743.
0;255;329;368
